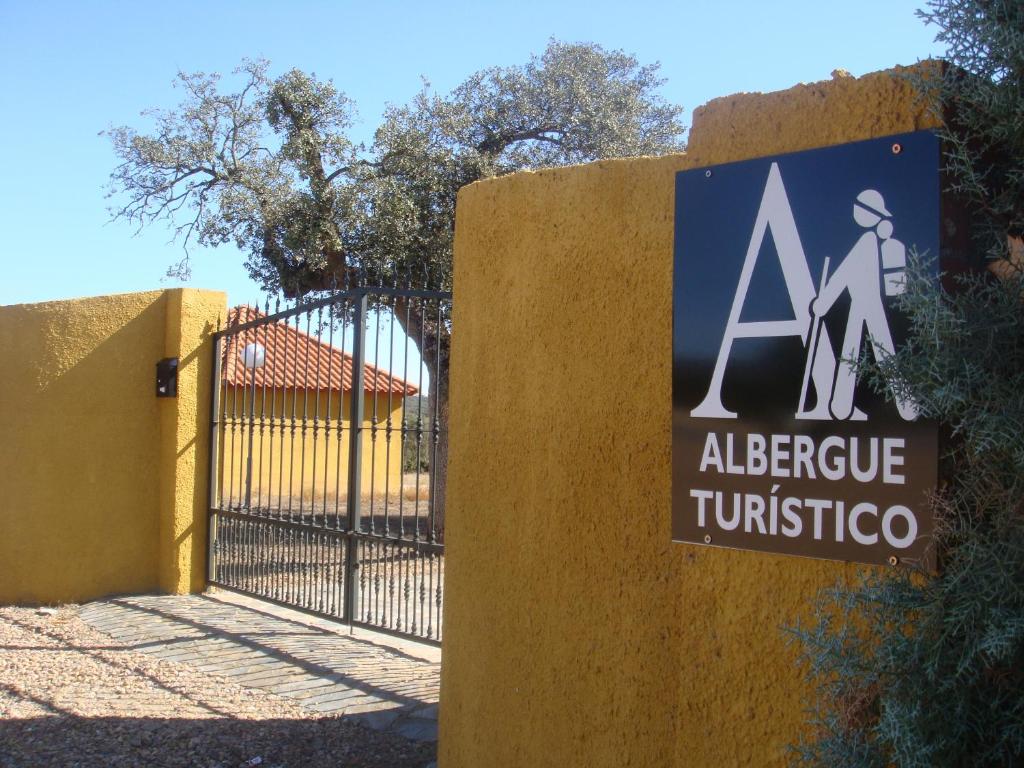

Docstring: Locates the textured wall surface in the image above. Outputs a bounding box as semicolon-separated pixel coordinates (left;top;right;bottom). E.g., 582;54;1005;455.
158;288;226;594
439;68;940;767
0;288;225;604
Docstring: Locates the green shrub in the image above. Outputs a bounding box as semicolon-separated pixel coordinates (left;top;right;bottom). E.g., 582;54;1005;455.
791;3;1024;765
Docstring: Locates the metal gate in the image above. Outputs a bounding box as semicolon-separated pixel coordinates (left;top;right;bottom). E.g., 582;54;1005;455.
207;286;450;645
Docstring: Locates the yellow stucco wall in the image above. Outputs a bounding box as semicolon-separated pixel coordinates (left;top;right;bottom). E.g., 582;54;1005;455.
440;68;940;767
218;390;408;510
159;288;226;594
0;288;225;604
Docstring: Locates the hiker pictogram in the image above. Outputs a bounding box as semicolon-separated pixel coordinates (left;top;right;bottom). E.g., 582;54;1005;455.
798;189;917;421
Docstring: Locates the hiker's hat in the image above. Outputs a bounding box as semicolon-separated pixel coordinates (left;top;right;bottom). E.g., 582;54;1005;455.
855;189;891;218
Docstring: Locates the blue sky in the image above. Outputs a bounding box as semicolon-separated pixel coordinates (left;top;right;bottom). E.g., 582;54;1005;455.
0;0;944;308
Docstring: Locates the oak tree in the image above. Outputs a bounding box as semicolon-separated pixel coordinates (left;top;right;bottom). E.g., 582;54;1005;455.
106;40;686;523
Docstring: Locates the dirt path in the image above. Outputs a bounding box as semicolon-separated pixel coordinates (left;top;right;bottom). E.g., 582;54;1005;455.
0;606;436;768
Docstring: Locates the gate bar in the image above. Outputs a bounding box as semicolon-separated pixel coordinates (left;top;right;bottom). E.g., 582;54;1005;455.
345;291;368;629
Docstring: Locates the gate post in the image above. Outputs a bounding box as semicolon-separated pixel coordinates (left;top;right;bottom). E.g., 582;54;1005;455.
207;333;224;584
345;291;368;628
158;288;227;594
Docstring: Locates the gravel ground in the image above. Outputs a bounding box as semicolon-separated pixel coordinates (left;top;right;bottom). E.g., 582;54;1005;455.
0;606;436;768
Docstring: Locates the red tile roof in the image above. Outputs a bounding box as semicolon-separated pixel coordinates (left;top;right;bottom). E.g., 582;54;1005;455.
222;306;418;396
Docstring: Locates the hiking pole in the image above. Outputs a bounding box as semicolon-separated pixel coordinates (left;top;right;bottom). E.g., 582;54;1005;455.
797;256;831;416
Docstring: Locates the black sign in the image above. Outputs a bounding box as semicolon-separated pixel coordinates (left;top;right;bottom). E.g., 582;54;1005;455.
673;132;939;567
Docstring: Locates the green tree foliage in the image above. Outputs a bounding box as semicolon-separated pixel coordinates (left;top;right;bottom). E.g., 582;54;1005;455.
105;41;685;523
105;40;684;294
402;396;432;474
922;0;1024;258
792;2;1024;765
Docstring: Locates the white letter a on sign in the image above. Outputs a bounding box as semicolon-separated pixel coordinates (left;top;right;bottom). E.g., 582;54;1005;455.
691;163;831;418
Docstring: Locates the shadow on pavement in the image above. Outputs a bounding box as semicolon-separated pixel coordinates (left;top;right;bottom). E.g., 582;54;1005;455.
0;714;436;768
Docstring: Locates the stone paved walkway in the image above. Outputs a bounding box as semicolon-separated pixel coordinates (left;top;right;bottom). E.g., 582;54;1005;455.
79;591;440;742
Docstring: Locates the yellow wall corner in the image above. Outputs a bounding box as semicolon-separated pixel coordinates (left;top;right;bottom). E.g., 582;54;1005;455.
158;288;228;594
0;287;226;605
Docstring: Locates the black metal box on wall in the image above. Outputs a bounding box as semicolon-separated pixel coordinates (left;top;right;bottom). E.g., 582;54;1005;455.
156;357;178;398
